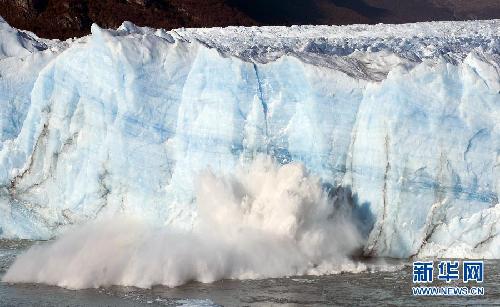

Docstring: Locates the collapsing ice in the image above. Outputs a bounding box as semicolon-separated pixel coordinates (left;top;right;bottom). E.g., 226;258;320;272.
3;157;375;289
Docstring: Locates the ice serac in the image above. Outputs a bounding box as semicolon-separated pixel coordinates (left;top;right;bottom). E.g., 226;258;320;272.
0;17;66;148
0;18;499;258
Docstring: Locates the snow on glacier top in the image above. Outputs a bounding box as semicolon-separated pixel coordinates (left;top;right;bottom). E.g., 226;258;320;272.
108;19;500;65
0;16;66;60
172;19;500;61
2;15;499;66
0;16;499;82
110;19;499;80
0;15;498;80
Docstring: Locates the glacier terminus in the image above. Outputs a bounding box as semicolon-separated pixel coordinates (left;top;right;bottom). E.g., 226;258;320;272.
0;16;499;262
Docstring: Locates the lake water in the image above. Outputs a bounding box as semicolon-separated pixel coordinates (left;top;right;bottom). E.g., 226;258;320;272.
0;241;498;306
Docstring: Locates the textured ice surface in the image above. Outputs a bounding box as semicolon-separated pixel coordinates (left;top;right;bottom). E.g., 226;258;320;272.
0;17;67;149
0;18;498;258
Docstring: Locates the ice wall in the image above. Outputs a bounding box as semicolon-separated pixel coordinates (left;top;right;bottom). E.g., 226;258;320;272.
0;18;498;258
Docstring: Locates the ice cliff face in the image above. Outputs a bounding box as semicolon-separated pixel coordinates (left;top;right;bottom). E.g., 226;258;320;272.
0;16;499;258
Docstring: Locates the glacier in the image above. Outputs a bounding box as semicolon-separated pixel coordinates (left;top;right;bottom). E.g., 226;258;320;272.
0;16;499;259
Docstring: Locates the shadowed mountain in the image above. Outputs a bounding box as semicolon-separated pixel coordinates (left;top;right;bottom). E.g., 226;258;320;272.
226;0;325;25
326;0;388;18
227;0;388;25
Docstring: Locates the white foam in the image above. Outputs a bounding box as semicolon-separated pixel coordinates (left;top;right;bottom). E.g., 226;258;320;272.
3;157;366;289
